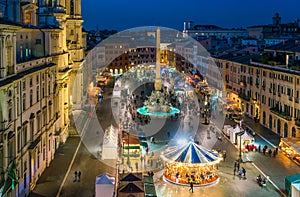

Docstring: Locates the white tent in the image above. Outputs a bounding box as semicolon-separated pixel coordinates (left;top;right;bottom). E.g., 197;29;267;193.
223;125;233;137
102;125;118;160
237;131;255;148
292;182;300;197
230;125;242;144
95;173;115;197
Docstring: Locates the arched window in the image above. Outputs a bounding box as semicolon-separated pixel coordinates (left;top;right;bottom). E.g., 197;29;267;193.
292;127;296;137
277;119;281;135
284;123;288;138
263;111;266;125
269;115;272;129
24;12;32;25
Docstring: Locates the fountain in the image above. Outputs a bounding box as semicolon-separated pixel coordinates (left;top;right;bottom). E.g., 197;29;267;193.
136;27;180;117
137;91;180;116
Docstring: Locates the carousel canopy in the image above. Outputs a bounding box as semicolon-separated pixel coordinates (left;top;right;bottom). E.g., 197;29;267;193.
161;141;221;164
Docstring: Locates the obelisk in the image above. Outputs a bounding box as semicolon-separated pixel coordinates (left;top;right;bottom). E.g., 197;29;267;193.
154;27;162;91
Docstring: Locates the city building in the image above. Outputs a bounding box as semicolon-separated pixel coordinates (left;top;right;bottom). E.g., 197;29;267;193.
0;0;86;196
215;40;300;138
183;22;248;39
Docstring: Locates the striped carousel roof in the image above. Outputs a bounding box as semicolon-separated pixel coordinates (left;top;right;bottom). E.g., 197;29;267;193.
161;141;221;164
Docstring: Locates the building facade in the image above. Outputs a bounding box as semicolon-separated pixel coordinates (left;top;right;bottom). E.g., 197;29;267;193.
0;0;86;196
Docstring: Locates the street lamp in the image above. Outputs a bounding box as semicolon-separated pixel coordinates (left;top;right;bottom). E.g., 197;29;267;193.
238;132;242;163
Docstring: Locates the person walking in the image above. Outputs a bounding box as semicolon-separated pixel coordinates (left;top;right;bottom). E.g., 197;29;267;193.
223;150;227;161
258;145;261;153
77;171;81;182
189;181;194;193
242;167;246;178
273;150;276;158
233;166;237;176
237;162;240;171
135;162;139;171
74;171;78;182
268;149;272;157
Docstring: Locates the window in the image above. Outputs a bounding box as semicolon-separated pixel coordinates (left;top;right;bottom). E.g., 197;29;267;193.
36;87;39;101
17;130;21;152
30;120;34;141
22;80;26;90
30;78;33;87
22;93;26;111
36;39;41;44
37;114;41;131
42;84;45;98
8;107;12;122
22;126;27;147
30;90;33;106
36;75;39;83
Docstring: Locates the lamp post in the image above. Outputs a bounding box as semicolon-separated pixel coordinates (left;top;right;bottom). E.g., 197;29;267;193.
238;132;242;163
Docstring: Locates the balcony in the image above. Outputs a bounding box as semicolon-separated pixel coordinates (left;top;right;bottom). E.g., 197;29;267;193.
289;96;293;101
239;92;250;101
270;108;292;121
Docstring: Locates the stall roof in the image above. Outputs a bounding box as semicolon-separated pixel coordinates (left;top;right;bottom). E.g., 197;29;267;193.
161;141;221;164
281;138;300;153
95;174;115;185
120;173;142;182
119;182;144;193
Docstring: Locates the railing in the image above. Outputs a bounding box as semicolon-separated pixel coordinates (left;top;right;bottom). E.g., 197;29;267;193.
270;108;292;121
16;57;53;73
289;96;293;101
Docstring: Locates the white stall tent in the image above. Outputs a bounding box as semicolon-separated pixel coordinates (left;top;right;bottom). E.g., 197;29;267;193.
230;125;242;144
292;182;300;197
95;174;115;197
223;125;233;137
237;131;255;148
102;125;118;160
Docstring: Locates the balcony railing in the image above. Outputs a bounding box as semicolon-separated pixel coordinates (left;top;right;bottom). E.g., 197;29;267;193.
270;108;292;121
296;98;299;103
289;96;293;101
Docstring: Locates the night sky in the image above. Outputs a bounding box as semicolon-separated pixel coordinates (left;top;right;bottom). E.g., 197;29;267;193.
82;0;300;31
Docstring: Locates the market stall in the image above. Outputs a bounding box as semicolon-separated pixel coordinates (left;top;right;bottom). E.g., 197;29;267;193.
280;138;300;164
123;134;141;157
236;131;255;151
229;125;243;144
161;140;222;186
223;125;233;137
95;173;115;197
102;125;118;160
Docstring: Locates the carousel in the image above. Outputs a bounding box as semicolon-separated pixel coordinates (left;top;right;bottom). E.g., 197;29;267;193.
161;140;222;186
